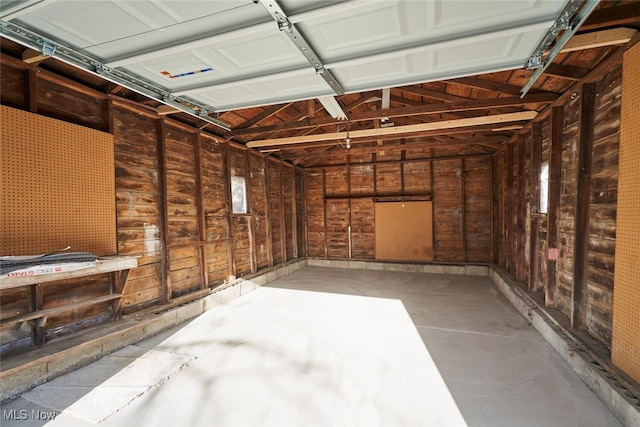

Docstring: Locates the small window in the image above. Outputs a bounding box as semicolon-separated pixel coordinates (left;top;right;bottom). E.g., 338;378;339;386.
540;161;549;214
231;176;248;214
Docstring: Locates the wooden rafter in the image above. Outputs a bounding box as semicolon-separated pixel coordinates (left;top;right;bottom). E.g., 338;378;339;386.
561;28;637;53
445;77;530;96
236;102;292;129
157;105;181;115
581;3;640;32
543;63;590;81
21;48;47;64
399;86;470;102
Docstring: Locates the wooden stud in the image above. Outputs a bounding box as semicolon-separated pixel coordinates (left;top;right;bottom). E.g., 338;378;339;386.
264;158;274;268
156;119;171;302
308;100;316;119
291;165;298;259
572;83;595;330
223;143;236;279
279;162;287;263
429;148;436;260
347;160;352;259
491;155;498;264
547;106;564;307
530;122;543;292
461;158;467;262
505;143;514;273
195;132;209;287
24;67;38;113
323;169;328;258
244;150;257;273
516;135;526;281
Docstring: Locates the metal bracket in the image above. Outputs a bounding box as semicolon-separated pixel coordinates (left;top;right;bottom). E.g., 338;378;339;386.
521;0;601;96
258;0;344;96
40;39;56;56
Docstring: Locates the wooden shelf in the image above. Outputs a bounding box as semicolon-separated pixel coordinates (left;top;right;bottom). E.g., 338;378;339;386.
2;294;123;327
0;255;138;346
0;255;138;290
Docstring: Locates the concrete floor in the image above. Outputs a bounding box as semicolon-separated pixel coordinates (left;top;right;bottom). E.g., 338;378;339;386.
1;267;622;427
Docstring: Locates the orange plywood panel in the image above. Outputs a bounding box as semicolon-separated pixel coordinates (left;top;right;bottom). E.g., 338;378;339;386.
1;106;116;256
375;201;433;262
611;42;640;384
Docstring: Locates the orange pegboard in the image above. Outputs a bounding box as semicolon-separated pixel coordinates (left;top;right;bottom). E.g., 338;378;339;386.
1;106;116;256
611;42;640;384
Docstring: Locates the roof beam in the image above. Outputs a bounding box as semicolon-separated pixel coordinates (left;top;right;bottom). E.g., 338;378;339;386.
21;48;47;64
247;111;537;148
229;93;556;136
261;122;524;152
399;86;470;102
543;63;590;81
283;136;505;162
580;3;640;32
237;102;292;129
157;105;181;115
445;77;535;96
561;27;637;53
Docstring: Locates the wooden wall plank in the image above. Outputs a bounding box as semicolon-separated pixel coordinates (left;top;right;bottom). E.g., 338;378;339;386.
572;83;596;329
433;159;464;261
547;106;563;307
464;157;492;262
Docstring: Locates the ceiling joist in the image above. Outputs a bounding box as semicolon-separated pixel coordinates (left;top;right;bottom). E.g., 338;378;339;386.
229;93;556;137
247;111;537;148
560;27;637;53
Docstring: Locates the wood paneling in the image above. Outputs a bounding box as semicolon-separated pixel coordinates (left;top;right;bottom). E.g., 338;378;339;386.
464;157;492;262
267;159;283;264
433;159;464;261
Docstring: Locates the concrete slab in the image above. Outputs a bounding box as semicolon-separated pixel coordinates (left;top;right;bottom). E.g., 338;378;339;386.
0;267;623;427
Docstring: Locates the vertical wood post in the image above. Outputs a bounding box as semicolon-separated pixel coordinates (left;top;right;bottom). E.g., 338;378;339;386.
223;143;236;279
461;158;467;262
505;143;514;272
279;161;287;263
264;159;274;268
547;106;564;307
530;122;543;291
195;132;209;288
323;169;328;258
155;119;171;302
572;83;596;329
25;67;38;113
491;155;499;264
346;160;352;259
303;170;309;258
245;150;257;273
429;149;436;260
516;136;526;281
291;166;298;259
